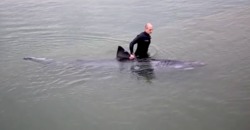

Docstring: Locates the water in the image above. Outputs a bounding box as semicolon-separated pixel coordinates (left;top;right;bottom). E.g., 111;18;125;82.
1;0;250;130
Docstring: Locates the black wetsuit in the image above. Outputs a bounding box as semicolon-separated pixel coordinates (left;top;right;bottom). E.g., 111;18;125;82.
129;31;151;58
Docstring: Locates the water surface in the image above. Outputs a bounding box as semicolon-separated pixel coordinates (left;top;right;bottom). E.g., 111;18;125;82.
1;0;250;130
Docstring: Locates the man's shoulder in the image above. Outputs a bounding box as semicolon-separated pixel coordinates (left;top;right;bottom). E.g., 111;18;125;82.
138;32;150;39
138;32;148;37
136;32;144;37
139;32;146;35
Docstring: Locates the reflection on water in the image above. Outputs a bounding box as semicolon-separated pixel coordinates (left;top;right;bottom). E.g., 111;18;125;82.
130;60;155;82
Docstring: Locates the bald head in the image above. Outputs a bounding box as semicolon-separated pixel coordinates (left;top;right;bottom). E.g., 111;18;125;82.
144;23;153;34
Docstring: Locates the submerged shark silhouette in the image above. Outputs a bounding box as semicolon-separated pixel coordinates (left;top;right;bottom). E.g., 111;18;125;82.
23;46;205;71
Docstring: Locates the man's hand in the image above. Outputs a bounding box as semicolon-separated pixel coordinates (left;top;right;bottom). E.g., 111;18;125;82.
129;54;135;60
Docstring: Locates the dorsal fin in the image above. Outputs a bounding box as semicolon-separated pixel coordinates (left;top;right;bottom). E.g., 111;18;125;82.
116;46;130;61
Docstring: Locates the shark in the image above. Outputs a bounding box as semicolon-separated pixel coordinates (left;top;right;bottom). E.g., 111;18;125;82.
23;46;205;71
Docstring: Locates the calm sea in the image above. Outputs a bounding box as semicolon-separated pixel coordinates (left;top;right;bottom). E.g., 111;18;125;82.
1;0;250;130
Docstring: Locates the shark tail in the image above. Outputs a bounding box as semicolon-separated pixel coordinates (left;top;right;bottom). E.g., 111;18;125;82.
23;57;54;64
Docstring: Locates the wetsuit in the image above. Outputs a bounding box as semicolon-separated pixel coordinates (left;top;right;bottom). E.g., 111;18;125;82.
129;31;151;58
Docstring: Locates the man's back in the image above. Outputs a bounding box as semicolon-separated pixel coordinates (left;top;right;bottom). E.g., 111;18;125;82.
132;32;151;58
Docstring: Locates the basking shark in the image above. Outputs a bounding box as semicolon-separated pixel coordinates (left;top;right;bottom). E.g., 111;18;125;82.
23;46;205;71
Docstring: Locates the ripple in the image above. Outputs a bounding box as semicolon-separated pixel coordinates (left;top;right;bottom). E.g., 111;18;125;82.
65;78;88;86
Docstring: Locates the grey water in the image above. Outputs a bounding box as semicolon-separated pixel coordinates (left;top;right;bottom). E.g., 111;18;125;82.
1;0;250;130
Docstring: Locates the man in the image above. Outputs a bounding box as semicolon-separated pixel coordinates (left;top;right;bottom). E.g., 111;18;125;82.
129;23;153;60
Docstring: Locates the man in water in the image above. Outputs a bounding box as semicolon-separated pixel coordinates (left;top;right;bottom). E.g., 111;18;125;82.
129;23;153;60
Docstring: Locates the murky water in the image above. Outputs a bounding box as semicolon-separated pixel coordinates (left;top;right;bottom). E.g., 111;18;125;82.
1;0;250;130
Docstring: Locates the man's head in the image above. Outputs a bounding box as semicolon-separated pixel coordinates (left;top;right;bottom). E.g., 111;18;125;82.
144;23;153;34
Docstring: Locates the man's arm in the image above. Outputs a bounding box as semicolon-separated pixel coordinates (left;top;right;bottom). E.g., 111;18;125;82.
129;35;140;54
